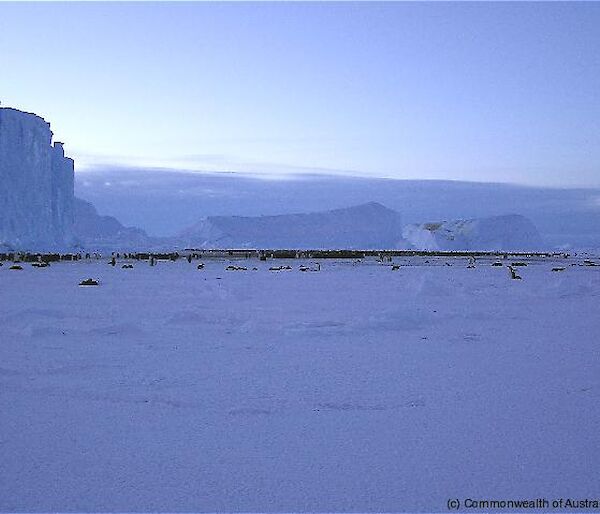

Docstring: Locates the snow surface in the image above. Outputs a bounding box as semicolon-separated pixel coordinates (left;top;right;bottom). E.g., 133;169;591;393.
1;255;599;511
403;214;543;251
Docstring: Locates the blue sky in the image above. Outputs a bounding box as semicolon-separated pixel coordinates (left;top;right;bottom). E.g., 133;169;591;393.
1;1;599;186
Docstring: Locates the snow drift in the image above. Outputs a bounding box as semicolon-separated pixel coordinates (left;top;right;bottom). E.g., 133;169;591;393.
178;202;404;249
0;108;75;248
403;214;543;251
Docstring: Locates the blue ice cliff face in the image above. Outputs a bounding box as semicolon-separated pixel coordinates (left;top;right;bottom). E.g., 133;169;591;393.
0;108;75;249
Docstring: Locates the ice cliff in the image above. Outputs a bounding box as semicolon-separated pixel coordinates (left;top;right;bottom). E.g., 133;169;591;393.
0;107;74;249
402;214;543;251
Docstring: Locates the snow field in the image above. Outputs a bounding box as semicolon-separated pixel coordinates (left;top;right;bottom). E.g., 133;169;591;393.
1;255;599;511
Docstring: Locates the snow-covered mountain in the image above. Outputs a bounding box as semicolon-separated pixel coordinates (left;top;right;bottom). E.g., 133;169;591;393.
178;202;404;249
74;199;151;250
0;107;75;248
403;214;543;251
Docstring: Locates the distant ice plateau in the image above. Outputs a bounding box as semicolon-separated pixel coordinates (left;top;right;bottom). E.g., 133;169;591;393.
178;202;403;250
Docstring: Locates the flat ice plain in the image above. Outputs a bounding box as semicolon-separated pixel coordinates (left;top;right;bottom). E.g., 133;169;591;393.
1;254;599;511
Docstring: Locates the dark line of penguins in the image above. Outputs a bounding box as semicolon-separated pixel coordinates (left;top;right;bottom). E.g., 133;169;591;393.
1;249;596;287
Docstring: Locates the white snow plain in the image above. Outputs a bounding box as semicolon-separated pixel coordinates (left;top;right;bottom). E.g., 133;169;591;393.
1;255;599;511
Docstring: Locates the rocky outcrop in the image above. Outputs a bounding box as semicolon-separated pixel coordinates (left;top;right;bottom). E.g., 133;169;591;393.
0;107;74;249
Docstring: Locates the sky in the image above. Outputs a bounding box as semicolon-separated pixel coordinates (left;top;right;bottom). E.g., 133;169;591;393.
1;1;600;187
